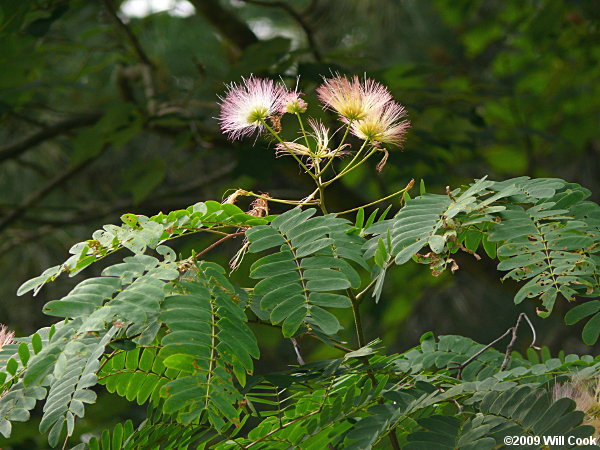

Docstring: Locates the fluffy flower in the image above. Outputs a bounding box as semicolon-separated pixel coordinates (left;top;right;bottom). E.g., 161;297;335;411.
218;76;285;140
307;119;331;157
280;90;307;114
0;324;15;350
317;75;393;121
351;101;410;146
276;119;344;162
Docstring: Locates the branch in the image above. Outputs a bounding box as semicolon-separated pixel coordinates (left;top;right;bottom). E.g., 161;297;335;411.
347;289;366;347
0;227;54;254
13;161;237;227
0;113;102;163
500;313;538;371
102;0;154;68
194;231;246;260
449;313;538;379
0;158;96;232
189;0;258;54
290;337;305;365
243;410;320;448
449;328;512;380
240;0;322;61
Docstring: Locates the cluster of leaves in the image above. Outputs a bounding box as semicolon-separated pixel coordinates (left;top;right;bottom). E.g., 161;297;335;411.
1;175;598;448
367;177;599;327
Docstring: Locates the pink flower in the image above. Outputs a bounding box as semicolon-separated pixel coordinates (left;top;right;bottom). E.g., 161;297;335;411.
280;90;307;114
351;101;410;146
317;75;393;121
218;76;286;140
0;324;15;350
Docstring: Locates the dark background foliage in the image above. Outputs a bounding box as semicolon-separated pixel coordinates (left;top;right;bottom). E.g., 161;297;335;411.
0;0;598;446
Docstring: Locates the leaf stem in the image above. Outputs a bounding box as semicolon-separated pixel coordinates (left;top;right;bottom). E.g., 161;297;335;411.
260;118;315;179
228;189;319;206
348;289;365;347
194;231;246;260
335;179;415;215
314;158;328;214
295;112;311;150
322;142;377;187
356;260;394;301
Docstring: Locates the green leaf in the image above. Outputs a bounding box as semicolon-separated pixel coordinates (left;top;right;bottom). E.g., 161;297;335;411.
31;333;42;354
6;358;17;376
247;209;359;336
17;342;30;366
159;265;257;429
581;312;600;345
355;208;365;230
565;301;600;325
308;307;342;335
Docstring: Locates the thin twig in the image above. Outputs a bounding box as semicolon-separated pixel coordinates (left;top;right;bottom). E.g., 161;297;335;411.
450;328;512;380
61;432;70;450
347;289;365;347
449;313;538;378
356;260;393;301
335;179;414;215
243;410;320;448
501;313;538;371
248;319;353;353
194;231;246;260
290;337;305;365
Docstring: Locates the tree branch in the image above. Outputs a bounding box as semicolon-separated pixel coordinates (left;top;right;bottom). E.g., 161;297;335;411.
449;313;538;379
102;0;154;68
189;0;258;54
240;0;322;61
450;328;512;380
0;113;102;163
0;158;96;232
501;313;538;371
11;161;237;227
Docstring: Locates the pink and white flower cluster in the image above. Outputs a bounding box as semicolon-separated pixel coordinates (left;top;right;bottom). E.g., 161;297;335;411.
218;74;410;147
317;75;410;146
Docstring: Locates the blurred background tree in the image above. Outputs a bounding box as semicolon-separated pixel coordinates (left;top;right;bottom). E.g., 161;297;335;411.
0;0;598;446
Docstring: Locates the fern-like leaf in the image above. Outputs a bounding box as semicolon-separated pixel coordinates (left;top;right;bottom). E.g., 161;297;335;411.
158;262;259;430
246;208;362;337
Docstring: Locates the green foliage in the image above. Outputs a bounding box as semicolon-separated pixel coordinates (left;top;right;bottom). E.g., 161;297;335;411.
1;0;599;447
365;177;600;342
98;347;177;407
0;175;598;448
247;208;365;337
489;182;599;317
158;262;259;430
18;201;271;296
